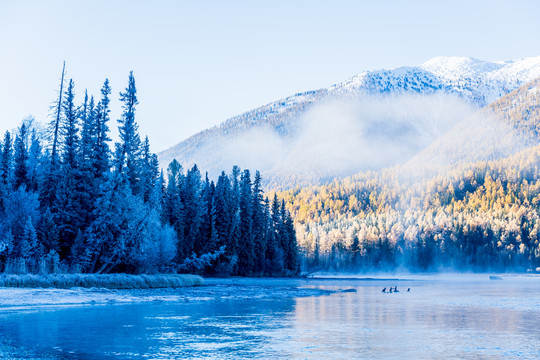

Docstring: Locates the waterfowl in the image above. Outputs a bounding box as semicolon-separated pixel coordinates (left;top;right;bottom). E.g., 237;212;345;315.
382;287;386;293
394;286;399;293
407;288;410;292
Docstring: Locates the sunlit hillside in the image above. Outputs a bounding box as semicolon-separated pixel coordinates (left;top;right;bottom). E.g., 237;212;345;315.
276;78;540;272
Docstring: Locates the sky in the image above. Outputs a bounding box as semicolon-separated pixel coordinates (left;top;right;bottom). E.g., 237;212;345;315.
1;0;539;152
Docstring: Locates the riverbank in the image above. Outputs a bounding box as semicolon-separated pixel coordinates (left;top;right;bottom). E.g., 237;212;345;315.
0;277;334;311
0;278;335;358
0;273;203;289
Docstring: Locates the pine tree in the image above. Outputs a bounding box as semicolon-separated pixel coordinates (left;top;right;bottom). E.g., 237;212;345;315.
180;165;203;260
163;159;184;248
94;79;111;177
79;93;98;229
237;169;254;275
228;166;241;254
251;171;266;273
62;79;79;170
49;61;66;169
21;216;39;260
281;201;298;273
0;131;12;211
27;130;41;192
13;124;29;190
116;71;141;194
198;174;217;254
214;171;232;251
269;194;284;273
79;91;94;172
55;79;83;259
43;62;66;209
139;136;159;202
0;131;12;187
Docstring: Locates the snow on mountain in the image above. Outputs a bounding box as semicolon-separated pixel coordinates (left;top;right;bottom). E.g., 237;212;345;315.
329;55;540;105
400;77;540;180
159;55;540;188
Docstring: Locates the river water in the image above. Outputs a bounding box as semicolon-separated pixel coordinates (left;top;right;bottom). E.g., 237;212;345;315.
1;275;539;359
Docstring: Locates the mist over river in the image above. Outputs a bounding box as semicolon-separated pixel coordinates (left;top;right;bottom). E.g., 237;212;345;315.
1;275;539;359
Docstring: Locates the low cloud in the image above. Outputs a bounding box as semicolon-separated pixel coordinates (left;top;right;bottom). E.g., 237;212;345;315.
171;94;509;187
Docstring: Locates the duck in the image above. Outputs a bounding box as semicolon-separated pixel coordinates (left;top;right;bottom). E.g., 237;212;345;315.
407;288;410;292
389;287;393;293
394;286;399;293
382;287;386;293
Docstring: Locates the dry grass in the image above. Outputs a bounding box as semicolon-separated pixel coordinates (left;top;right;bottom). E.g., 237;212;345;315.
0;274;203;289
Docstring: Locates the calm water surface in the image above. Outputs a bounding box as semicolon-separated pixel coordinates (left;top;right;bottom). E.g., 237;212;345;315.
1;275;540;359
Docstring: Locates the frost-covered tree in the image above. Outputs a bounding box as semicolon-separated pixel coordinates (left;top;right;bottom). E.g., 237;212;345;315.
115;71;141;194
0;69;298;276
13;124;29;190
237;169;254;276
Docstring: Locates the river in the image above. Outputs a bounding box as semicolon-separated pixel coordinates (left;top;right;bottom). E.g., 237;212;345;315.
0;275;539;359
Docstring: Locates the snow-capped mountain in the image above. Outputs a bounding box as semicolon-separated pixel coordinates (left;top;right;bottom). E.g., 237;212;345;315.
158;56;540;188
330;56;540;104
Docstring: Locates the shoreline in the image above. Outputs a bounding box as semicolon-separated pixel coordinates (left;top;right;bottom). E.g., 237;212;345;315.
0;278;335;311
0;273;203;289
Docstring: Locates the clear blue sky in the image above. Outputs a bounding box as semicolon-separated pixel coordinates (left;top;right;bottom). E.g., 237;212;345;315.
1;0;539;151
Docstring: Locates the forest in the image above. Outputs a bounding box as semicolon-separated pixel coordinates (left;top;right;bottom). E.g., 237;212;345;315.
0;67;298;276
278;80;540;273
279;146;540;272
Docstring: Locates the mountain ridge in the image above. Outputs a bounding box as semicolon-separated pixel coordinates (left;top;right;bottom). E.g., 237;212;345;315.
159;55;540;187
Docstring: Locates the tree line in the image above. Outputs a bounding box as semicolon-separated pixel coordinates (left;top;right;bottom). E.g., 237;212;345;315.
0;66;298;276
278;145;540;273
274;80;540;273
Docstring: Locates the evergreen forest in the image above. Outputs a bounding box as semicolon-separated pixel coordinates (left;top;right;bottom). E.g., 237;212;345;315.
0;68;298;276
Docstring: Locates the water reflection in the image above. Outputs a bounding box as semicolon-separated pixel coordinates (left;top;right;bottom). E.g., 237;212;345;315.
0;299;298;359
1;277;540;359
290;280;540;359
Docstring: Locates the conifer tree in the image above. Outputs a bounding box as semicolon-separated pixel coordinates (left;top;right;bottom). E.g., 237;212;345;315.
163;159;184;245
0;131;12;211
140;136;159;202
61;79;79;170
180;165;203;259
21;216;40;260
116;71;141;193
251;171;266;273
237;169;254;275
13;124;29;190
94;79;111;177
270;194;284;271
0;131;12;187
228;166;241;256
55;79;83;258
42;63;66;209
214;171;232;250
198;174;217;254
27;130;41;192
49;61;66;169
281;201;298;273
79;93;98;229
263;197;280;274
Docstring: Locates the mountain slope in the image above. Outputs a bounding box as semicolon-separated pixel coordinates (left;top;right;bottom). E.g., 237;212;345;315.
400;77;540;178
159;56;540;187
274;80;540;271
